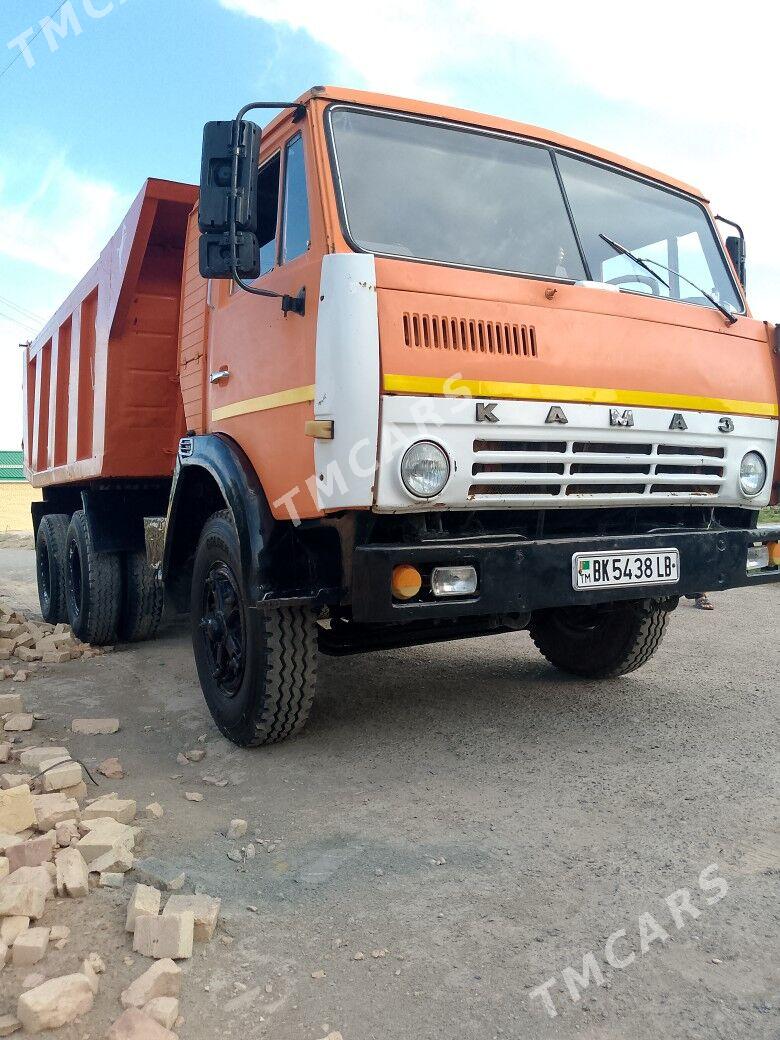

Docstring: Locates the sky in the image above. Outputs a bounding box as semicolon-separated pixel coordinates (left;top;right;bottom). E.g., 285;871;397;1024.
1;0;778;450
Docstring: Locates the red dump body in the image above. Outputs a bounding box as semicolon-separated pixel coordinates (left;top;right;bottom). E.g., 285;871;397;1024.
23;178;197;487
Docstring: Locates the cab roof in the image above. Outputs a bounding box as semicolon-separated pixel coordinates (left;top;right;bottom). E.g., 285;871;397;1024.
275;85;706;202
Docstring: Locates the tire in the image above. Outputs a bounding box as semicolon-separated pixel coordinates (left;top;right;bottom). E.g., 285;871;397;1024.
119;551;164;642
530;599;671;679
191;510;318;746
65;510;122;645
36;513;70;624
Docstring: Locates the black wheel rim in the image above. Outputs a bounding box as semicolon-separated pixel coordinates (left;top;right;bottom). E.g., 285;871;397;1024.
200;562;246;696
67;542;82;620
37;540;51;610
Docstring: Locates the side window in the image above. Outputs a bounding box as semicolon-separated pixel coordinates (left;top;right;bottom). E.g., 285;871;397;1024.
281;134;311;263
257;153;281;275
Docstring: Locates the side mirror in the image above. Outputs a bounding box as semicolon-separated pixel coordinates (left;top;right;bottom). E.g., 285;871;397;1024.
198;119;261;279
725;234;747;290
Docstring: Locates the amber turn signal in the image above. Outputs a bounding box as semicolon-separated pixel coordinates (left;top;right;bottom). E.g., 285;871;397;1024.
769;542;780;566
391;564;422;600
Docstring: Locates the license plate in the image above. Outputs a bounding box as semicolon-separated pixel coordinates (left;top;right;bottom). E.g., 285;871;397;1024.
572;549;679;590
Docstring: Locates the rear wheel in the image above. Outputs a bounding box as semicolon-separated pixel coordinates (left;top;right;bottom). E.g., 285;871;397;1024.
191;510;317;746
65;510;122;645
530;599;672;678
36;513;70;624
119;551;164;642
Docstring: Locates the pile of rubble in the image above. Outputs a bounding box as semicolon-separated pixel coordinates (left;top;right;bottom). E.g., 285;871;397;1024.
0;691;221;1037
0;605;109;683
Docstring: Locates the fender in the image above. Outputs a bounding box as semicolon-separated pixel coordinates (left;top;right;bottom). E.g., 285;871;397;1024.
163;433;275;606
162;433;342;610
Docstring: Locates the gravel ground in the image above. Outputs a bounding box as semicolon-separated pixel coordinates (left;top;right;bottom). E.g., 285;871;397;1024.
1;546;778;1039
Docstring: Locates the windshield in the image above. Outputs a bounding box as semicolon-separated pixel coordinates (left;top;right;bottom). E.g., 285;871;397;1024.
328;108;586;281
327;107;743;315
556;155;742;314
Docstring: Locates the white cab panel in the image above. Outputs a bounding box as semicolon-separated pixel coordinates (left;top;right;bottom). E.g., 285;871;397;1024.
313;253;380;510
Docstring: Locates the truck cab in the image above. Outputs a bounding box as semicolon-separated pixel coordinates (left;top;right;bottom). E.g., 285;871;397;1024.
24;86;780;747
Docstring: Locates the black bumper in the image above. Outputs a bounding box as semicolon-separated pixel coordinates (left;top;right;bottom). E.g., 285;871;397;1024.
351;525;780;623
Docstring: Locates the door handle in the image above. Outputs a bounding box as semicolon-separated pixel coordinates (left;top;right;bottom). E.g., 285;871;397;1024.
210;369;230;384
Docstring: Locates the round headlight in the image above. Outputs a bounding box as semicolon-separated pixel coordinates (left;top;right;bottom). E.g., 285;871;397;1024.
400;440;450;498
739;451;767;497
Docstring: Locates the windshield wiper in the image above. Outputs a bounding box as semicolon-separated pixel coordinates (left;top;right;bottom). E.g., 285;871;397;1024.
599;233;670;291
599;233;737;326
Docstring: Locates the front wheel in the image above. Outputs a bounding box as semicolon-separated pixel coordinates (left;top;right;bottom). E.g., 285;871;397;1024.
529;599;672;679
190;510;318;746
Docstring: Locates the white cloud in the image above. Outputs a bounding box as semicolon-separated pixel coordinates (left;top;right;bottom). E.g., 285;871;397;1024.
0;154;130;448
0;154;130;280
219;0;780;315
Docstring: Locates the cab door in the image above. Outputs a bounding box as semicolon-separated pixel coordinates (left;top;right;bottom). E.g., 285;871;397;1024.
208;126;324;520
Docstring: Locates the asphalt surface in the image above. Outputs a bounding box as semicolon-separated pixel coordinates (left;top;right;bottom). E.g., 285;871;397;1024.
1;545;778;1039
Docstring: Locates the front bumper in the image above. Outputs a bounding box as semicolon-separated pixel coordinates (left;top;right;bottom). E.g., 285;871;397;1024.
351;525;780;622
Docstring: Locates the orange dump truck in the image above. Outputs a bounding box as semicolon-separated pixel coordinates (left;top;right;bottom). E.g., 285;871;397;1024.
24;87;780;746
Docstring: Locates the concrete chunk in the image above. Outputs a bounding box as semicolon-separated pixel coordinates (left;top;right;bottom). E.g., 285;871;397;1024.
108;1008;178;1040
133;911;194;960
6;832;56;872
0;694;23;714
120;957;181;1007
142;997;179;1030
41;760;82;793
1;864;54;901
2;714;33;731
0;786;36;834
17;973;94;1032
125;883;162;932
99;871;125;888
89;846;134;874
163;893;221;942
55;820;79;847
98;756;124;779
227;819;247;840
81;796;136;824
0;882;45;919
81;956;101;993
0;858;7;879
12;926;49;966
0;774;33;791
0;833;22;854
0;744;10;764
33;794;81;831
71;717;120;734
55;847;89;898
18;747;69;770
77;818;134;862
0;916;29;944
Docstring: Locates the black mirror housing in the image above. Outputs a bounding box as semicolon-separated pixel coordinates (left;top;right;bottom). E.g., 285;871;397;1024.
725;234;747;290
198;119;261;279
199;230;260;280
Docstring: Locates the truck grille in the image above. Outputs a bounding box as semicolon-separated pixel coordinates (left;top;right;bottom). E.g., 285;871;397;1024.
402;312;537;358
470;438;726;499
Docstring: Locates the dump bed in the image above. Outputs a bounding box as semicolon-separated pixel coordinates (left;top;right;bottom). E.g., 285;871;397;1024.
24;178;198;487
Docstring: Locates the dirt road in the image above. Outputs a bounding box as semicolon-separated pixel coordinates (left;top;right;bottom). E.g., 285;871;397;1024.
1;546;778;1039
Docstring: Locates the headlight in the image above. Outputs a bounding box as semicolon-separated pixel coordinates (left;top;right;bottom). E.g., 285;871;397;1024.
400;440;450;498
739;451;767;497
